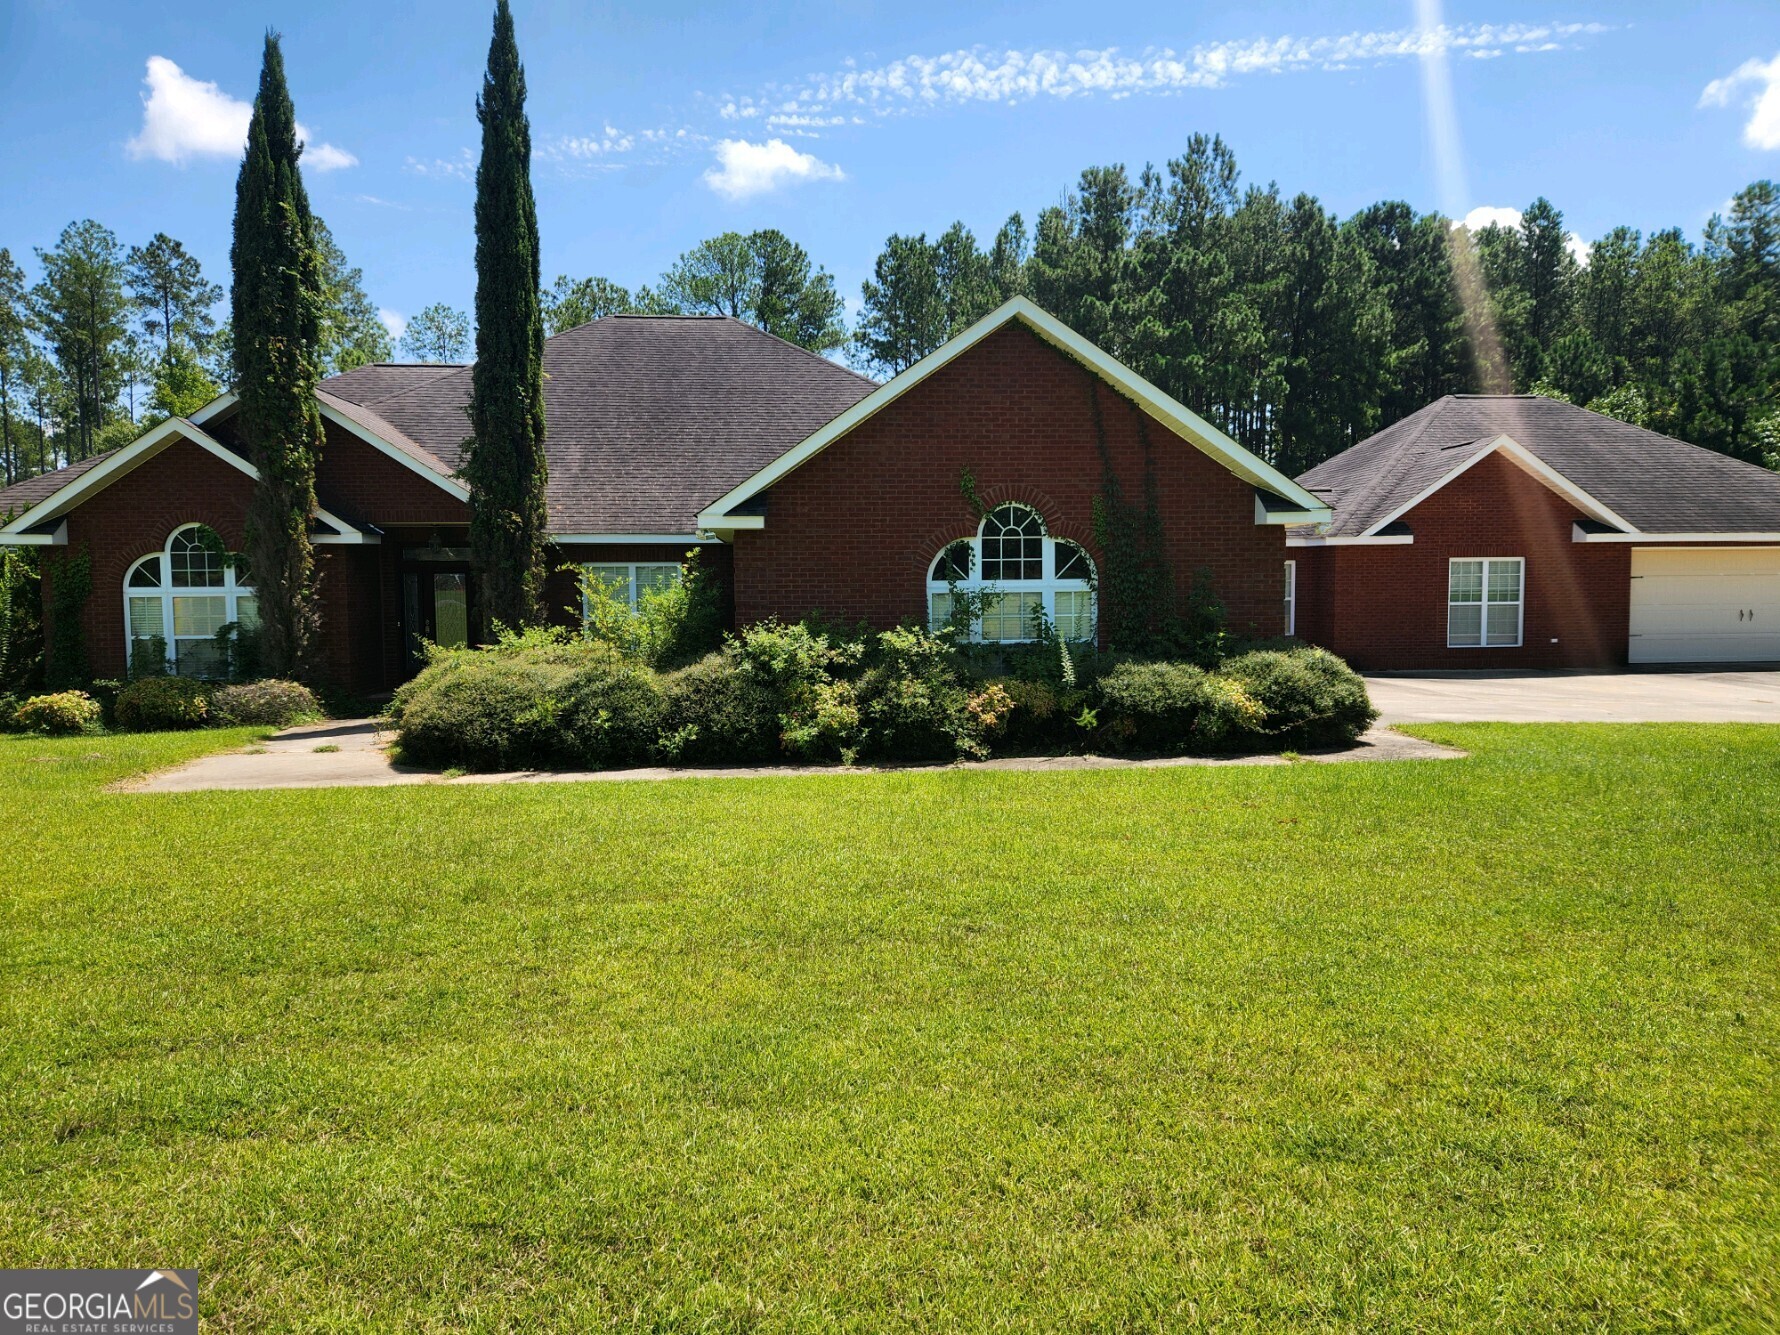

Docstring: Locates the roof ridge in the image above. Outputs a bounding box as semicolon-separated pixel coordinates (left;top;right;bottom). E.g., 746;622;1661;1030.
346;361;476;409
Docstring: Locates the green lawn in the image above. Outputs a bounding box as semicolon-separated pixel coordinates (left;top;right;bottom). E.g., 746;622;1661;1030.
1;726;1775;1331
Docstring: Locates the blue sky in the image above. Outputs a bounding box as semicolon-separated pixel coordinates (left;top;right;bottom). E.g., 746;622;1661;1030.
3;0;1779;346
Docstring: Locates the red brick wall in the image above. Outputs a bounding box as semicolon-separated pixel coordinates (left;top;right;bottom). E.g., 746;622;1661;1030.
1291;451;1631;669
312;420;469;528
56;437;259;683
45;433;448;691
730;323;1288;638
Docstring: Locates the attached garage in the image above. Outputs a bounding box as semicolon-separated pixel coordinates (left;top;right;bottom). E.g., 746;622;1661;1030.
1629;548;1780;664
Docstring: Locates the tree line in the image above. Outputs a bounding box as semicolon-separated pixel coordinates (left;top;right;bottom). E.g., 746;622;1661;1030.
837;137;1780;475
8;131;1780;496
0;216;388;486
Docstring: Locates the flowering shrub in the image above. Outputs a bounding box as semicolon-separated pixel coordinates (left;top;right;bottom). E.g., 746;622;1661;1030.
12;690;102;735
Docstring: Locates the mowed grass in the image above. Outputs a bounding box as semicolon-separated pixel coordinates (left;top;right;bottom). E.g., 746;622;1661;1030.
0;726;1776;1331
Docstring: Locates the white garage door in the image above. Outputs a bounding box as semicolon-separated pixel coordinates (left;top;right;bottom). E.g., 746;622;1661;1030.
1629;548;1780;663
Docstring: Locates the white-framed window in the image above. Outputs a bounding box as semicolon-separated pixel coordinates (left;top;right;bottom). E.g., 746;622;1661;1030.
581;562;681;615
927;503;1096;643
123;524;258;677
1448;557;1524;648
1284;560;1297;637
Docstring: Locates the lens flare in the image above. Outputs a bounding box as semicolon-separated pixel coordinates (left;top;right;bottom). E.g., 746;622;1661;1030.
1415;0;1510;393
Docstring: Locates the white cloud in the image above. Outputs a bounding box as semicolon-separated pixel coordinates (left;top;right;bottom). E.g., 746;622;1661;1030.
702;138;844;200
126;56;356;169
406;148;474;179
1453;206;1590;265
304;142;360;171
378;309;407;342
557;126;636;157
1700;53;1780;150
715;23;1610;127
1459;205;1523;232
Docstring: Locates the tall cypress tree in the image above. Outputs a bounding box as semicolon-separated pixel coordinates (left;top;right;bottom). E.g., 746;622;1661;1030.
467;0;547;630
231;32;324;677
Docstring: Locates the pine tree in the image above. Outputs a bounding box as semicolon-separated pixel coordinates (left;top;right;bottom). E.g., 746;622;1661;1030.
31;221;129;461
231;32;325;678
466;0;548;631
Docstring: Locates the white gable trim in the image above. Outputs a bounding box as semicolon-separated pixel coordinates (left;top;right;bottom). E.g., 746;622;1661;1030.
198;389;471;503
1573;525;1780;543
0;416;253;536
696;296;1329;531
1360;434;1636;537
0;416;376;546
1285;532;1415;547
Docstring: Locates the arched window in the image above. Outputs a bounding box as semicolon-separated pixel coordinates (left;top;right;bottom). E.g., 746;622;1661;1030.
927;503;1096;643
123;525;257;677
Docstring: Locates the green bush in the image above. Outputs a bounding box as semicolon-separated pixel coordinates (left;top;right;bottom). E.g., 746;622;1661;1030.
209;679;322;728
557;655;666;769
577;549;724;669
115;676;210;731
854;626;975;762
1221;647;1377;747
1095;660;1265;753
387;619;1376;770
392;650;577;771
658;653;779;764
12;690;102;735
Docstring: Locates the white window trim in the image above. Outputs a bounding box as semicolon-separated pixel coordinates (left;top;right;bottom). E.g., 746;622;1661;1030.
1284;560;1296;637
1447;556;1525;649
927;504;1097;644
124;524;258;676
580;561;682;616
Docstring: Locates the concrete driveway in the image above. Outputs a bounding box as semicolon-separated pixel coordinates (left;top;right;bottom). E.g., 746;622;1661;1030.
1365;669;1780;723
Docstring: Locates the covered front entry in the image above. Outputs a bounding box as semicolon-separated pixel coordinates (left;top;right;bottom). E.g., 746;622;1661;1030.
1629;547;1780;664
400;546;475;676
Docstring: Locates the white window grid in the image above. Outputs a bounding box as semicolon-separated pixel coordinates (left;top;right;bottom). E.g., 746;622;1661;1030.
122;524;257;677
1447;556;1525;648
1284;560;1297;637
582;562;682;616
926;504;1096;643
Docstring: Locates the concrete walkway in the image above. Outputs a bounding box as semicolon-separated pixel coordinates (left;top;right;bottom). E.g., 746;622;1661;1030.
1366;669;1780;724
125;719;1462;793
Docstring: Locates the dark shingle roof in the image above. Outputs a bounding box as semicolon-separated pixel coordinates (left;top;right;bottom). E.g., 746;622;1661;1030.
0;447;128;518
320;315;877;533
1298;395;1780;536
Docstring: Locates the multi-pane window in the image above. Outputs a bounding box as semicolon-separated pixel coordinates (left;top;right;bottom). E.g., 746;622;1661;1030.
123;525;257;677
582;562;681;614
926;503;1096;643
1284;560;1297;637
1448;557;1524;647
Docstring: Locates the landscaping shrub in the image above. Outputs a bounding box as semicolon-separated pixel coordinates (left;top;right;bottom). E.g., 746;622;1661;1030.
557;655;666;769
114;676;210;731
209;679;322;728
12;690;102;736
577;549;724;669
658;653;779;764
1095;660;1264;753
392;650;577;771
388;618;1376;770
1221;647;1377;747
854;627;973;761
0;692;20;732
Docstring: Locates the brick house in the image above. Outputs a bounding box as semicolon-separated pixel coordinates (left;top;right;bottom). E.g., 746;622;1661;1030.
1289;396;1780;669
0;299;1326;689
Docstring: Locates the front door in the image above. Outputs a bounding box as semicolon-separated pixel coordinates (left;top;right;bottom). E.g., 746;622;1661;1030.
401;567;475;674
